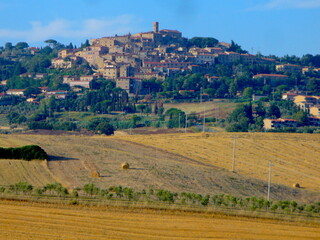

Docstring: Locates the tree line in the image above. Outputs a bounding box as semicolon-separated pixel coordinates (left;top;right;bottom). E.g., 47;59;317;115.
0;182;319;216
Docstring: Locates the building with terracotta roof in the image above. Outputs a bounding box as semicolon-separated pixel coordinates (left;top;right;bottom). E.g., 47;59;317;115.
253;74;289;86
310;105;320;117
263;118;299;130
276;64;302;74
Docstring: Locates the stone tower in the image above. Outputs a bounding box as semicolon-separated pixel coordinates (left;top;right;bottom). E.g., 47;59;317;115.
153;22;159;33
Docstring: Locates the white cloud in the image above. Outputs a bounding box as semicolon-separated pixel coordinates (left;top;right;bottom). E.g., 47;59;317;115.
0;15;138;43
249;0;320;10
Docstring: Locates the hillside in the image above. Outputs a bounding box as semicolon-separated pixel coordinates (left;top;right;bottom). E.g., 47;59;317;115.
122;133;320;192
163;99;237;119
0;133;319;203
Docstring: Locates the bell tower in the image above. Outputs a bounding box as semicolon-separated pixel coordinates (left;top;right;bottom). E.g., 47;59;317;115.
153;22;159;33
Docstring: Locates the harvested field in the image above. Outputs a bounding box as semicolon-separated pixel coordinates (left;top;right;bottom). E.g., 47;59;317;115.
0;133;319;202
122;133;320;194
164;99;237;118
0;200;319;240
0;160;55;187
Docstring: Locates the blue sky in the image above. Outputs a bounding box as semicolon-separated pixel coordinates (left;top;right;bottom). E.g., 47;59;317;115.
0;0;319;57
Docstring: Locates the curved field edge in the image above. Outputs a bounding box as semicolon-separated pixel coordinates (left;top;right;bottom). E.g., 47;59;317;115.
0;199;319;240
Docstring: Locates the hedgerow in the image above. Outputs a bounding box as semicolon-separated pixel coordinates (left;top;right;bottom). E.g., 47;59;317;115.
0;145;47;160
0;182;319;217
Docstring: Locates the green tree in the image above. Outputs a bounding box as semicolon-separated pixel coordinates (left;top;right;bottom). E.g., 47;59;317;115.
243;87;253;99
15;42;29;50
267;104;281;119
293;110;308;124
24;87;41;98
95;122;115;135
229;40;248;54
5;42;13;51
83;183;100;197
187;37;219;48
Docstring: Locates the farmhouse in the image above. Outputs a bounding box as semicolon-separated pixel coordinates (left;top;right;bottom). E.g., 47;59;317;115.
252;74;289;86
276;64;302;74
6;89;26;97
263;118;299;130
310;105;320;117
46;90;68;99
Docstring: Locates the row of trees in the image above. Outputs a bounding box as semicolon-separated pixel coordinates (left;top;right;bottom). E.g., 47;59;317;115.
1;182;319;215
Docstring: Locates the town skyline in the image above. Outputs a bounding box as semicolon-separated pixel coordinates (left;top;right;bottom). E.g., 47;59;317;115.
0;0;319;57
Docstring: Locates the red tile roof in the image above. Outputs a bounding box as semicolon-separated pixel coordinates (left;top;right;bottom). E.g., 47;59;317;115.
253;74;288;78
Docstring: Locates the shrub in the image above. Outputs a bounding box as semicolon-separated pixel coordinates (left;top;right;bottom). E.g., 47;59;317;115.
83;183;100;197
0;145;47;161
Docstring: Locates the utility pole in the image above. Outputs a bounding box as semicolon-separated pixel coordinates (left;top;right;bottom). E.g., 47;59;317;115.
203;104;205;132
267;161;273;202
185;113;188;133
178;113;181;129
232;135;236;172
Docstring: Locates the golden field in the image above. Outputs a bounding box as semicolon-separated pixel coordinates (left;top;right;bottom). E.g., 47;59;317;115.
0;200;319;240
163;99;237;118
0;133;319;201
121;132;320;193
0;132;320;239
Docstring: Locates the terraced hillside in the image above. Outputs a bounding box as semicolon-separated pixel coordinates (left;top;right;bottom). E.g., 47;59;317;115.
0;133;319;202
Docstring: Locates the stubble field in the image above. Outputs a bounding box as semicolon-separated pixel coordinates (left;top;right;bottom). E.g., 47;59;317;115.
0;200;319;240
0;132;320;239
122;132;320;193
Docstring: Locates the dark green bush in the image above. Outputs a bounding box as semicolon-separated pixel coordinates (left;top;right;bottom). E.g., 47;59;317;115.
0;145;47;161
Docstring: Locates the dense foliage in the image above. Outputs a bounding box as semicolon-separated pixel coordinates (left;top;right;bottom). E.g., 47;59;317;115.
1;39;320;134
0;145;47;160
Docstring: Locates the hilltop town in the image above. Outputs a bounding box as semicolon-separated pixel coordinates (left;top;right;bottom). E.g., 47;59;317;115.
0;22;320;133
51;22;311;96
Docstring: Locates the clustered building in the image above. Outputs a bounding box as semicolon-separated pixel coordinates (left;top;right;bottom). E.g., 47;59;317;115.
51;22;285;96
263;92;320;130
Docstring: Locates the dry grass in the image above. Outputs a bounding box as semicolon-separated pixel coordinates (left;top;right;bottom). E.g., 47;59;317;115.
0;200;319;240
120;132;320;193
163;99;237;118
0;133;319;202
0;160;55;187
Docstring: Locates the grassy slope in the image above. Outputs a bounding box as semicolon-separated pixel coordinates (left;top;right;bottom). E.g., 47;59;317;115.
0;200;319;240
0;135;56;187
121;133;320;192
163;99;238;118
0;133;319;202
